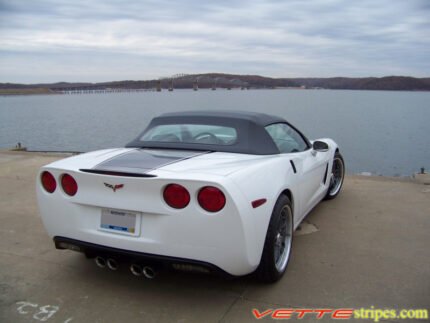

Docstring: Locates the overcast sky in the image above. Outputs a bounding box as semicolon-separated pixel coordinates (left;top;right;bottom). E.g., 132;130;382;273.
0;0;429;83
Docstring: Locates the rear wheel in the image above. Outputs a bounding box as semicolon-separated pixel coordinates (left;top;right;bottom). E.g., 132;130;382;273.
324;151;345;200
256;195;293;283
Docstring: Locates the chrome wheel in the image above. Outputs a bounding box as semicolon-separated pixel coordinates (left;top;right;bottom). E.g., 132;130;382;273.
328;156;344;197
257;194;293;282
274;205;293;272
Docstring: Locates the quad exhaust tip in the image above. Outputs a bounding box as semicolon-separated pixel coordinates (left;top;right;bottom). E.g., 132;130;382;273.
95;256;119;271
129;264;157;279
95;256;106;268
107;258;119;271
130;263;143;276
142;266;156;279
95;258;157;278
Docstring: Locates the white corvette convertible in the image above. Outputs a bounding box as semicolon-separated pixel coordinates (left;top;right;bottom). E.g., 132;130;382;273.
37;111;344;282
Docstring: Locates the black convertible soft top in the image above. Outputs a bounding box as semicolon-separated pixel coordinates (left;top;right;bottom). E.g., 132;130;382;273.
126;111;310;155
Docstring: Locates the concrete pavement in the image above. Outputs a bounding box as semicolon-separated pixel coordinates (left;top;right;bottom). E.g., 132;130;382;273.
0;151;429;323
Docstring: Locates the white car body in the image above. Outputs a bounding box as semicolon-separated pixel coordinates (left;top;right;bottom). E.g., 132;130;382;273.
36;111;342;278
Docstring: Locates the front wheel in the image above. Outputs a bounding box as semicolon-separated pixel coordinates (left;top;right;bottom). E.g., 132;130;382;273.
256;195;293;283
324;151;345;200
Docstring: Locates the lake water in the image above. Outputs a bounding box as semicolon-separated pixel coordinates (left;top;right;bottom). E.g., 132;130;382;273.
0;89;429;176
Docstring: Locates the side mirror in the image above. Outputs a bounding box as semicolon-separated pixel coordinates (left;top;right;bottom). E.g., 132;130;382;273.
312;140;329;152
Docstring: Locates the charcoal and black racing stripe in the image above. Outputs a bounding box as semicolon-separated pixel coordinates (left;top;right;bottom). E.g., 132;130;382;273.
80;149;208;177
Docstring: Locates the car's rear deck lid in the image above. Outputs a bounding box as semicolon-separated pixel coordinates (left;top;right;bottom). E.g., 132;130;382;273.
80;149;207;176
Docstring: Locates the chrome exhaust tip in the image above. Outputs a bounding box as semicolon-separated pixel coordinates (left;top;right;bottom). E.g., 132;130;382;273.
142;266;157;279
95;256;106;268
130;263;143;276
106;258;119;271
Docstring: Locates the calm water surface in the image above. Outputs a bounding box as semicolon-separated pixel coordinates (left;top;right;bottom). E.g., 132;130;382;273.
0;89;429;176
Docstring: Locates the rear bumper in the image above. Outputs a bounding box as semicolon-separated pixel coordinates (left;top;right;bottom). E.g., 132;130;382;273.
37;168;268;276
54;236;226;275
40;203;259;275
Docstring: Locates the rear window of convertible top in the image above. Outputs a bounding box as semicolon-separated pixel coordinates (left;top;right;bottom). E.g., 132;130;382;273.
140;124;237;146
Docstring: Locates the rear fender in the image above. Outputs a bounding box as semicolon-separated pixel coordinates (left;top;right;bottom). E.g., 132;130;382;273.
228;156;299;264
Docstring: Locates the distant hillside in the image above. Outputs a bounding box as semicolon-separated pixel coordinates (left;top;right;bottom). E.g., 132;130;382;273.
1;74;429;93
289;76;430;91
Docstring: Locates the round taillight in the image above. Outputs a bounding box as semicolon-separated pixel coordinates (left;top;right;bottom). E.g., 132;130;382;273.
61;174;78;196
163;184;190;209
198;186;226;212
41;171;56;193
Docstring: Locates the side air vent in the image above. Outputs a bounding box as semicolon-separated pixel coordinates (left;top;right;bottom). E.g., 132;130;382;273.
323;163;329;184
80;169;157;178
290;160;297;174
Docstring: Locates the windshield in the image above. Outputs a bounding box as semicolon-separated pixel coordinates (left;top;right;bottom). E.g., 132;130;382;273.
140;124;237;146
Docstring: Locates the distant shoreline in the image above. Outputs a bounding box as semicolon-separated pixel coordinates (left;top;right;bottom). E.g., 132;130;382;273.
0;88;58;96
1;87;430;96
1;73;430;93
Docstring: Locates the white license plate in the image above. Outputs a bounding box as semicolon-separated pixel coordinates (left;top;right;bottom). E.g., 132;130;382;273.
100;208;140;236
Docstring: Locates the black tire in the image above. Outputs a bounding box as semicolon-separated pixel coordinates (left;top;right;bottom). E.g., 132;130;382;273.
256;194;293;283
324;151;345;200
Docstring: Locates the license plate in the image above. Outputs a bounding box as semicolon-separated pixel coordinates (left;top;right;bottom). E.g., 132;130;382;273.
100;208;140;236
